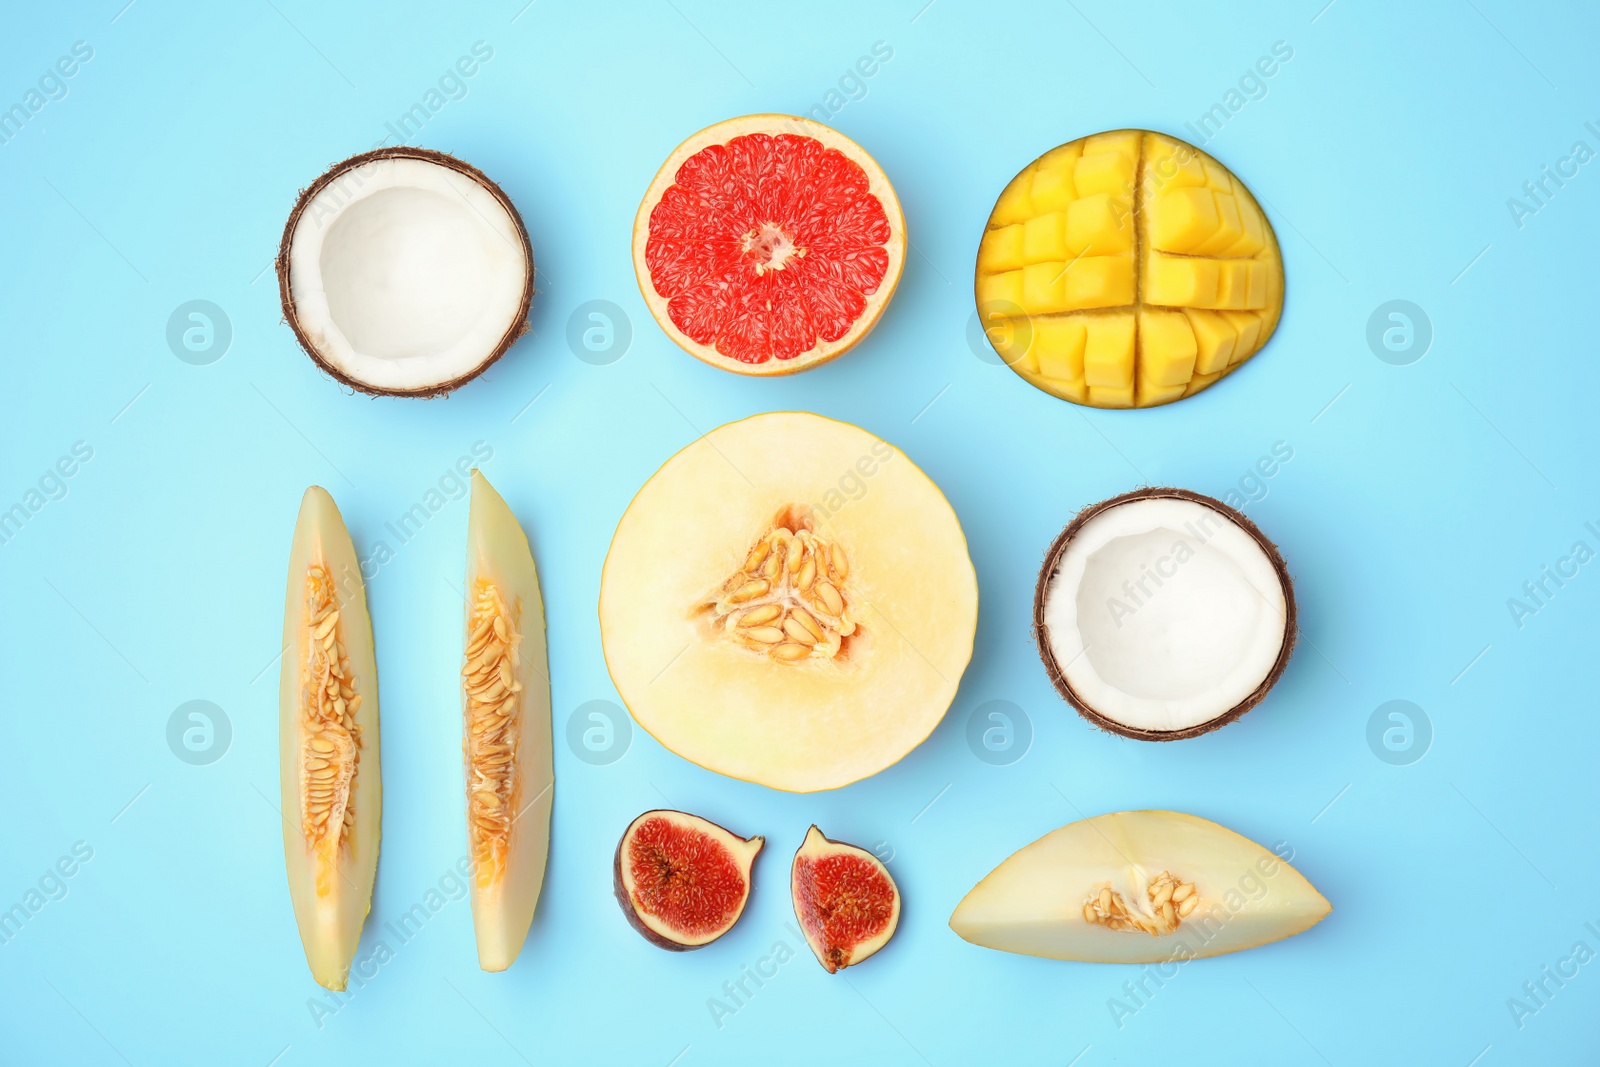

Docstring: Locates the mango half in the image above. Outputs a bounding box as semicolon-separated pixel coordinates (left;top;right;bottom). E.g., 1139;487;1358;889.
279;487;381;990
950;811;1329;963
975;130;1284;408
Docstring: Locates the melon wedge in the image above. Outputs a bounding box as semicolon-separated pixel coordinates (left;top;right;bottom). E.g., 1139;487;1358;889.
462;470;553;971
949;811;1330;963
599;412;978;792
279;487;381;990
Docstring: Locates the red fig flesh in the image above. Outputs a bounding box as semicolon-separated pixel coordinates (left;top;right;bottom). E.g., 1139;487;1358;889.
614;810;763;950
791;826;901;972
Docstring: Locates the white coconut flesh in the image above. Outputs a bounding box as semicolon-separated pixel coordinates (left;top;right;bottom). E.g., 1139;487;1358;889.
286;157;529;392
1041;497;1288;733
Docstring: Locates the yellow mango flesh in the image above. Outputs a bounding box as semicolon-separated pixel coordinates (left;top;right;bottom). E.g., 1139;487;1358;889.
975;130;1284;408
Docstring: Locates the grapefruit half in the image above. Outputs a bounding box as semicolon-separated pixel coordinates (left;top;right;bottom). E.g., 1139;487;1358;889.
632;114;906;376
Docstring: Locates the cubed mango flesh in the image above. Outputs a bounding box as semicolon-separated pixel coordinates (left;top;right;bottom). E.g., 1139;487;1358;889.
1066;194;1133;255
1137;310;1197;387
1023;212;1069;262
975;130;1282;408
1031;318;1088;382
976;224;1025;273
1083;313;1136;389
1064;256;1135;310
1148;188;1219;253
1186;310;1236;375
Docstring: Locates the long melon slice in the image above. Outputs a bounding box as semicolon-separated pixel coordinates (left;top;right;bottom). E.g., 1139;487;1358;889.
279;486;382;990
462;470;553;971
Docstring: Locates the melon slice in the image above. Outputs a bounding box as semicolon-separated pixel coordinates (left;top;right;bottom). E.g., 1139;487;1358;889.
633;114;906;376
279;487;381;990
949;810;1330;963
462;470;553;972
599;412;978;792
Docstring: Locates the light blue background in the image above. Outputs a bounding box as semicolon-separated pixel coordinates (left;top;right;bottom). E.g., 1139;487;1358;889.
2;1;1594;1063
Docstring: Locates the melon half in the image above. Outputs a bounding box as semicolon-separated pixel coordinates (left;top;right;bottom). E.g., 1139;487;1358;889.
599;412;977;792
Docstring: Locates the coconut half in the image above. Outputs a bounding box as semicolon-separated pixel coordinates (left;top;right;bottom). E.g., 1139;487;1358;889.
1034;488;1295;740
277;148;534;396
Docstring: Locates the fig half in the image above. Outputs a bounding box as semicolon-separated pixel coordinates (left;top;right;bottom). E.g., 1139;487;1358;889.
791;826;900;973
613;810;762;950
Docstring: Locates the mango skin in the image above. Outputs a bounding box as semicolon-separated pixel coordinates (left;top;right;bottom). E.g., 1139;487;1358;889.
975;130;1284;408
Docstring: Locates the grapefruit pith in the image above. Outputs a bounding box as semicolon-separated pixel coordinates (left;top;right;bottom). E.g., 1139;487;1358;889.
632;114;906;376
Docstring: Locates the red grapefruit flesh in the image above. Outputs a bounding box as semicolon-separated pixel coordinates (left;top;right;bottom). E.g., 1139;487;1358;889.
613;810;764;950
791;826;901;972
633;114;907;376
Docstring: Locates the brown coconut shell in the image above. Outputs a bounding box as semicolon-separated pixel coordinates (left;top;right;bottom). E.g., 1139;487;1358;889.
276;146;535;397
1033;487;1297;741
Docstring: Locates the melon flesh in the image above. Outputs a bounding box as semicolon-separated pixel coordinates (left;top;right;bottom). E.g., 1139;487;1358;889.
463;471;553;972
279;487;381;990
599;412;978;792
949;811;1330;963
